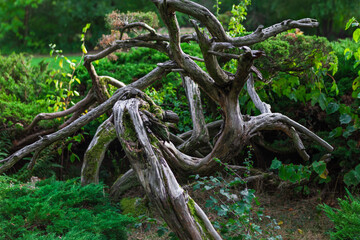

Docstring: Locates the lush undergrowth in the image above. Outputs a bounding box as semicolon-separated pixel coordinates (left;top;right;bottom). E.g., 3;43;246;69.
0;176;134;240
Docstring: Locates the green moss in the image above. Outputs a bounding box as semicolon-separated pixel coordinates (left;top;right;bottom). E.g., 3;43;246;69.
120;197;148;217
187;198;214;240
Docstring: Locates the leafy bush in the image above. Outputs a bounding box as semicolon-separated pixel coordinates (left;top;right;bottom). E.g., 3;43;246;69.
0;53;69;128
0;176;134;240
192;152;282;239
320;189;360;240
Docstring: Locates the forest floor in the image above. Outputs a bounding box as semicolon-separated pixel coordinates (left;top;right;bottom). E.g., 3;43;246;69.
124;180;334;240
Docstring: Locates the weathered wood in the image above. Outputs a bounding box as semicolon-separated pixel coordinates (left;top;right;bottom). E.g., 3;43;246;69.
81;117;117;185
178;75;211;155
110;169;140;201
113;97;222;240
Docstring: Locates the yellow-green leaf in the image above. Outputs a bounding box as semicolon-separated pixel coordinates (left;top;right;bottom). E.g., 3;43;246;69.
353;28;360;43
319;169;329;179
59;59;63;68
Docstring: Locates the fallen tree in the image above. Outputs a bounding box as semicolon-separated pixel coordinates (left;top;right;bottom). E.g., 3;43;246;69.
1;0;333;239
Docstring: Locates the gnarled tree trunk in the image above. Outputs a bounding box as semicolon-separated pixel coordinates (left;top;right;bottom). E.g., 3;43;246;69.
0;0;334;239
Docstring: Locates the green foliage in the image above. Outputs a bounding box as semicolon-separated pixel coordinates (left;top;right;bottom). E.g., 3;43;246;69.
228;0;251;36
192;150;282;239
0;176;134;240
320;189;360;240
0;53;56;128
105;10;159;30
270;158;330;185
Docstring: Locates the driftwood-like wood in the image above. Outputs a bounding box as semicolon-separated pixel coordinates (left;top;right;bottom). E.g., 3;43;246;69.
1;0;334;238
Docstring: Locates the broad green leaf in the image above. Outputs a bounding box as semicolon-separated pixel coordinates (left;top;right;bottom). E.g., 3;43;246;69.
318;93;327;110
329;127;342;138
352;76;360;90
344;170;360;186
353;28;360;43
312;161;326;175
345;17;355;30
326;102;339;114
340;114;352;124
270;158;282;170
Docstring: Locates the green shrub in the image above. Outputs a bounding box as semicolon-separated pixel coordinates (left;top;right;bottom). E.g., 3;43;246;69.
0;176;134;240
0;53;67;128
320;190;360;240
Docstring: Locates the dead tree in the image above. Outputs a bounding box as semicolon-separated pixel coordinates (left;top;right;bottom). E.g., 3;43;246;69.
0;0;333;239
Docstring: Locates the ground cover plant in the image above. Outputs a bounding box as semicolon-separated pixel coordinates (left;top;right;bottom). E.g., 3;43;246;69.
0;176;134;239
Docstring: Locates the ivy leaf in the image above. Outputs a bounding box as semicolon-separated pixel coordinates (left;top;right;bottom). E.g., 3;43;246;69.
318;93;327;110
353;28;360;43
326;102;339;114
329;127;342;138
340;114;352;124
312;161;326;176
270;158;282;170
344;170;360;186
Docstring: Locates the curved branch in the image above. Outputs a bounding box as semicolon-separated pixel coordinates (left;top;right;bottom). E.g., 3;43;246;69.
110;169;140;201
247;75;271;114
190;20;232;85
154;0;221;102
178;75;212;155
113;97;222;239
23;90;96;133
213;18;319;50
84;39;169;64
158;0;228;41
0;66;170;174
120;22;156;40
81;117;117;185
246;113;333;152
99;76;126;88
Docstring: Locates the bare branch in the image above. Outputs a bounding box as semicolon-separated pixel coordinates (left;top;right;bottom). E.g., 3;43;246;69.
120;22;156;39
246;75;271;114
191;20;232;85
213;18;319;49
99;76;126;88
23;90;96;133
160;0;228;41
0;66;170;174
177;75;212;155
247;113;333;152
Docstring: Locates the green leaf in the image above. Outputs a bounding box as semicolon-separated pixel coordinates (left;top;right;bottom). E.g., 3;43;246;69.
329;127;342;138
344;170;360;186
353;28;360;43
270;158;282;170
347;140;357;149
352;76;360;91
318;93;327;110
326;102;339;114
340;114;352;124
345;17;355;30
312;161;326;175
81;44;88;54
330;80;339;95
